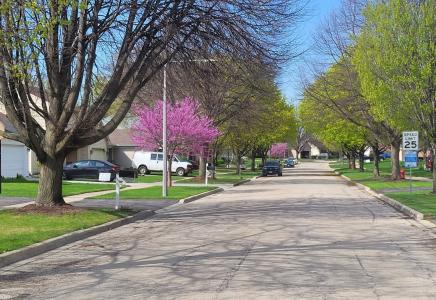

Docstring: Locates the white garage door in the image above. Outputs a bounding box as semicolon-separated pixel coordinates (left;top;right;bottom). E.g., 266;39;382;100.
90;148;107;161
1;143;28;178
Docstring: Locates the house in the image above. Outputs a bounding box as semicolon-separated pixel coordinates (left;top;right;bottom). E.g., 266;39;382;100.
298;138;329;159
1;92;110;175
0;113;29;178
65;139;108;165
107;129;137;169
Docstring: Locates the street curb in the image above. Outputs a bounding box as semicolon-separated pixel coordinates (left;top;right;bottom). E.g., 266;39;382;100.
336;172;425;220
0;210;154;269
233;179;251;186
178;187;224;204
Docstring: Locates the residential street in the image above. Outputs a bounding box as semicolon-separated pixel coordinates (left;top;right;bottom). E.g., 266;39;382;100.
2;161;436;299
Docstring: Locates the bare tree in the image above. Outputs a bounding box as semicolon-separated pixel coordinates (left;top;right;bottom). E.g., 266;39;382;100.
294;126;310;159
0;0;305;206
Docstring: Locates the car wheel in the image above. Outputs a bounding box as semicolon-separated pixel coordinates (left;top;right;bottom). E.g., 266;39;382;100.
138;165;148;175
176;168;185;176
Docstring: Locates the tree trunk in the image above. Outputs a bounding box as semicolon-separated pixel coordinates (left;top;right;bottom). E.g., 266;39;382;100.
251;150;256;171
236;155;242;176
391;140;401;180
431;146;436;194
350;153;356;169
358;150;365;172
36;155;66;206
373;146;381;177
168;158;173;187
199;156;206;179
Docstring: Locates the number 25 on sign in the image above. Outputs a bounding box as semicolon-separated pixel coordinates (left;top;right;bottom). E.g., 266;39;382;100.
402;131;419;151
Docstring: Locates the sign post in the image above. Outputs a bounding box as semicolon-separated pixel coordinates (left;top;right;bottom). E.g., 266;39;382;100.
403;131;419;193
205;163;209;186
0;122;4;194
115;173;120;210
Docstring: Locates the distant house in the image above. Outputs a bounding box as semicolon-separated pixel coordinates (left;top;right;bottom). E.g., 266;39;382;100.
0;113;29;178
108;129;137;169
299;138;328;159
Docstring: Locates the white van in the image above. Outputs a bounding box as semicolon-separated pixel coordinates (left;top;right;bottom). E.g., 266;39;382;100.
132;151;192;176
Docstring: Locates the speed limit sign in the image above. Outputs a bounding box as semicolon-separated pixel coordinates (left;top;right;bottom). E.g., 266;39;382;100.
403;131;419;151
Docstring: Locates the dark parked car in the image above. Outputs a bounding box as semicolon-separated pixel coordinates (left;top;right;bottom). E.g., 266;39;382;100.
262;160;283;177
284;158;295;168
63;160;120;181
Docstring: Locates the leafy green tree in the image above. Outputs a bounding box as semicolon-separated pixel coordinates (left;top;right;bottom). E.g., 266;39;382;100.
354;0;436;191
299;92;367;170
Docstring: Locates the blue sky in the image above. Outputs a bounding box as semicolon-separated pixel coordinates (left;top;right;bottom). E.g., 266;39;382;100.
277;0;342;105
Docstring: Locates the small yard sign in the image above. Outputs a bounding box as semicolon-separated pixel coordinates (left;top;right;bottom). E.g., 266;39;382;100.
99;172;112;182
402;131;419;151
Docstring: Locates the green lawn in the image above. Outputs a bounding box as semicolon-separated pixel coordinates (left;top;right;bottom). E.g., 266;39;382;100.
361;179;431;191
183;170;259;184
385;191;436;217
133;175;163;183
0;208;132;253
133;172;199;183
91;185;215;200
331;160;435;217
332;159;432;178
331;160;433;191
0;182;115;198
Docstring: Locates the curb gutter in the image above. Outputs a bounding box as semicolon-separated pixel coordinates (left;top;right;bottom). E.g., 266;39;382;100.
179;187;224;204
233;179;251;186
0;210;154;269
336;171;425;220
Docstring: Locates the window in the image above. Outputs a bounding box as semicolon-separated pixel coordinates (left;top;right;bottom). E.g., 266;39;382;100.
151;153;157;160
75;161;89;168
95;161;106;168
157;154;163;161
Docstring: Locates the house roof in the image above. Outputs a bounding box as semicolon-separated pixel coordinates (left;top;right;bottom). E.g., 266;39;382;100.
0;113;18;133
108;129;136;147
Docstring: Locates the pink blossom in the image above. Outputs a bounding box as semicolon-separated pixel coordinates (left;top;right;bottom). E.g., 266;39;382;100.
131;97;220;156
269;143;288;158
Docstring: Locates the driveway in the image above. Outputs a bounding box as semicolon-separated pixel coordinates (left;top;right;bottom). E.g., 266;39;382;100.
2;161;436;299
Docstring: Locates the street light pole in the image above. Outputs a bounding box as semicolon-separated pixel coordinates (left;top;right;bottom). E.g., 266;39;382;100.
161;58;216;198
162;64;168;198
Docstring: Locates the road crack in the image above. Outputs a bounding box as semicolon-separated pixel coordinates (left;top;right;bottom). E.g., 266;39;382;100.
216;240;256;294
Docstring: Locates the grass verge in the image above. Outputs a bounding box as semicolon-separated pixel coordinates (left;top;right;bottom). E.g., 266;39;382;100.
331;160;432;191
385;191;436;217
0;182;115;198
331;160;436;217
184;170;259;184
0;208;132;254
90;186;215;200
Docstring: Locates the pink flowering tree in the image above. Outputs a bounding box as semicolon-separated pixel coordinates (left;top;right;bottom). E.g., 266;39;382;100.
132;97;220;186
269;143;288;159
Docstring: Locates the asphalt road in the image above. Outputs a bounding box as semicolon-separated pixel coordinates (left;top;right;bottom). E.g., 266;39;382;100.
2;161;436;299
